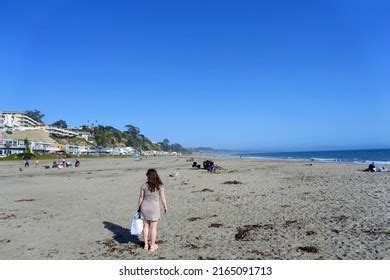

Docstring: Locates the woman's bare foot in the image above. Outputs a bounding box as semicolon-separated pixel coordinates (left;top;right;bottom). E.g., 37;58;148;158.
149;244;158;252
143;242;149;250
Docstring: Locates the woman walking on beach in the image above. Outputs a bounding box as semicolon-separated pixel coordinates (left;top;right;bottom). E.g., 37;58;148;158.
137;169;168;252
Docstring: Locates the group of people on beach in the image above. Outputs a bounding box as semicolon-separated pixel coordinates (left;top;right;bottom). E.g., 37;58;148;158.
364;162;389;172
51;158;80;169
51;158;81;169
23;158;81;169
192;160;217;172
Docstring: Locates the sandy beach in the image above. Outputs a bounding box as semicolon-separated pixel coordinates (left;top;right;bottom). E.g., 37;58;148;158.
0;156;389;260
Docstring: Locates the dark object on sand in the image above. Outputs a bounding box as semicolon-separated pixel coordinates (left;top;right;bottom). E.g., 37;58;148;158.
222;180;243;185
0;214;16;220
298;246;319;254
235;224;274;240
75;160;80;167
203;160;215;172
44;165;50;169
192;162;202;169
188;217;203;222
367;162;376;172
14;199;36;202
203;160;212;169
209;223;223;228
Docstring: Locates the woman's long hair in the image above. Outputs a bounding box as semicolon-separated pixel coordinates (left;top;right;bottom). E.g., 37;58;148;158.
146;169;163;192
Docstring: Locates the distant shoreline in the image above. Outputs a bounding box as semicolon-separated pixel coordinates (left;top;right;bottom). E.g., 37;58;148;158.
196;148;390;166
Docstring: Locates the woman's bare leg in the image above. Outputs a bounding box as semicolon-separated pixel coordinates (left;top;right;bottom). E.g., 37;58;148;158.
149;221;159;251
143;221;150;249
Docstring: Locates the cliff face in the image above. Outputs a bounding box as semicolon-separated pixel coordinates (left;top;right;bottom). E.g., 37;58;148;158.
1;129;55;143
50;136;92;146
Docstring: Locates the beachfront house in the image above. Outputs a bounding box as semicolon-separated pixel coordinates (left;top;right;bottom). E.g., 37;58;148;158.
112;146;135;155
31;141;59;154
64;145;92;155
65;145;80;155
0;139;26;156
0;127;62;156
0;137;59;156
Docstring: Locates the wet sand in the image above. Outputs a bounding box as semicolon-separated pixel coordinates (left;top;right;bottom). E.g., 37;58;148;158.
0;156;389;260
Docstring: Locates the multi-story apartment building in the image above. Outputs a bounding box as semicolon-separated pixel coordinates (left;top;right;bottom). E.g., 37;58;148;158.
0;111;42;129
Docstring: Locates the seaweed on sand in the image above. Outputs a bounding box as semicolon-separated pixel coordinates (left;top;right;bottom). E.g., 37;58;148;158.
222;180;243;185
235;224;275;240
298;246;320;254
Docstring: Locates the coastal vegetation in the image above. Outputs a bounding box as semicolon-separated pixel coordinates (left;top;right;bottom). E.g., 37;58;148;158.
1;110;190;158
79;124;158;150
51;120;68;128
19;110;189;153
24;109;45;123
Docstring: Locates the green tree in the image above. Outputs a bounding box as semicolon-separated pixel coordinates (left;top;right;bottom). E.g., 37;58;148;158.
24;138;31;153
158;138;170;151
170;143;183;153
51;120;68;128
125;125;140;136
25;110;45;123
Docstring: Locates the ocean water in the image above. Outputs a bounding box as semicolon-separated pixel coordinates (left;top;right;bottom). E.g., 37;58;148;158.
235;149;390;165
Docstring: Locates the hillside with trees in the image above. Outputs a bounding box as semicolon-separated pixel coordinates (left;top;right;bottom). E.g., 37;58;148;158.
21;110;188;153
80;124;159;150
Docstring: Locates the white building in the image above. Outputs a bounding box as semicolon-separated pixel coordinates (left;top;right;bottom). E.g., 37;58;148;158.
64;145;95;155
47;126;80;138
112;147;135;155
0;138;59;157
0;111;42;129
78;131;92;142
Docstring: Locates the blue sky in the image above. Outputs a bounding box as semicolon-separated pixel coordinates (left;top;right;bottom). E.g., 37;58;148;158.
1;0;389;151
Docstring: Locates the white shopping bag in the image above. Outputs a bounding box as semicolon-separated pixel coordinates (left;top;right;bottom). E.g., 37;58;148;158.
130;212;143;235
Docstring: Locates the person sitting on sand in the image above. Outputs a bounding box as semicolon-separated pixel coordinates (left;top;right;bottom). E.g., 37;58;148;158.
364;162;376;172
52;161;58;168
207;162;215;172
203;160;215;171
75;160;80;167
137;169;168;252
